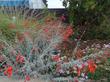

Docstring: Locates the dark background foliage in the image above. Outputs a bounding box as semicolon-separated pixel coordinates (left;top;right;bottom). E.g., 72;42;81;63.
63;0;110;40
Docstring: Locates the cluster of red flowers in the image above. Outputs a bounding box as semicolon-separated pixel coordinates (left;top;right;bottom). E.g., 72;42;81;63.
75;60;97;76
52;55;61;62
24;75;30;82
63;26;73;41
52;57;97;77
88;60;97;73
16;53;25;63
4;66;13;78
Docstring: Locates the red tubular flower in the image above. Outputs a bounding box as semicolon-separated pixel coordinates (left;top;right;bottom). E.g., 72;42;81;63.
77;68;81;76
63;26;73;41
73;65;81;76
4;66;13;78
74;77;79;82
52;55;61;62
88;60;97;73
16;53;24;63
25;75;30;82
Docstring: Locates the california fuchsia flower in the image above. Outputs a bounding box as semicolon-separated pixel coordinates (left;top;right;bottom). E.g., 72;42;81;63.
4;66;13;78
52;55;61;62
16;53;24;63
24;75;30;82
88;60;97;73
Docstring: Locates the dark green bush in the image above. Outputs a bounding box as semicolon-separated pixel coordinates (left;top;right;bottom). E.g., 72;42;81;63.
63;0;110;40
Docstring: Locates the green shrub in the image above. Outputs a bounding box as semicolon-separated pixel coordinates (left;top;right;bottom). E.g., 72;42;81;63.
63;0;110;40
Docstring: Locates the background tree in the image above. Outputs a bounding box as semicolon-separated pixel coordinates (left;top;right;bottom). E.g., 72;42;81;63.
63;0;110;40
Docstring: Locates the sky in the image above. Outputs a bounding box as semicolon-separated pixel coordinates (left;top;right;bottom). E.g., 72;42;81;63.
47;0;65;8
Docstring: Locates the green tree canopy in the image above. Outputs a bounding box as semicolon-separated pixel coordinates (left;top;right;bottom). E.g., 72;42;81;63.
63;0;110;39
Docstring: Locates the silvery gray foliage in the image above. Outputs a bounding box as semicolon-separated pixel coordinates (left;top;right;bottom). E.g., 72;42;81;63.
0;20;64;80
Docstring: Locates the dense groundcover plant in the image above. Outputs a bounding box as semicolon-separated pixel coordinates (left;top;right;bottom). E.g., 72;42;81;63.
0;5;110;82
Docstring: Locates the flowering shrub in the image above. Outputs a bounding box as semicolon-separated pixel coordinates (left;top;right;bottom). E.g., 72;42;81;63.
0;15;74;81
1;19;110;82
0;6;110;82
